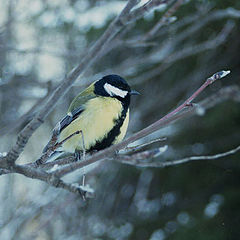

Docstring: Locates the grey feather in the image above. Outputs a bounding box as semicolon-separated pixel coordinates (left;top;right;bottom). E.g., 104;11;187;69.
43;106;84;154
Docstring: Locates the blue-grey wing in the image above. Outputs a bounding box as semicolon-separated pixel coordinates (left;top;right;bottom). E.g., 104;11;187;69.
43;106;84;153
54;106;85;134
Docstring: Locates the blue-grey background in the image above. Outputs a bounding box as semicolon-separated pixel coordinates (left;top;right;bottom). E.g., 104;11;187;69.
0;0;240;239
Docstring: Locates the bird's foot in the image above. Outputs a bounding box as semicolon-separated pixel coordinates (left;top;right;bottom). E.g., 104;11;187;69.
74;150;82;161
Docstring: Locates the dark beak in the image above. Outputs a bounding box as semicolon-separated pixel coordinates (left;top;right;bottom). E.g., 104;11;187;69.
130;90;140;95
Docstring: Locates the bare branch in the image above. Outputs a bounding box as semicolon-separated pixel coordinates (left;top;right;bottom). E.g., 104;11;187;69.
0;81;54;135
12;164;93;198
117;145;240;167
1;1;239;196
38;156;75;170
163;21;235;64
116;145;168;165
2;0;148;165
4;0;171;167
1;84;239;195
125;0;168;24
123;137;167;153
131;20;234;85
141;0;184;42
52;71;232;178
105;7;239;87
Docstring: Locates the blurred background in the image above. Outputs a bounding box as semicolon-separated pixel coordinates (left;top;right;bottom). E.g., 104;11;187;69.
0;0;240;239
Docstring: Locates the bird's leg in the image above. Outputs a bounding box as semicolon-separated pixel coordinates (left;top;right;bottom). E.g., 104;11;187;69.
114;149;119;156
80;130;86;187
74;150;82;161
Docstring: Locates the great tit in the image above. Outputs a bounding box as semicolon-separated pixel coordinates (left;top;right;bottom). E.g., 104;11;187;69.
43;74;139;161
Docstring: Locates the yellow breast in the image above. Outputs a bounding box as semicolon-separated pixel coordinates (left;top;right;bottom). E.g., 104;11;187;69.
58;97;129;153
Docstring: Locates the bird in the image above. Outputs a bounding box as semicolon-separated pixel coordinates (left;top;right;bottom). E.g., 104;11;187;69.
43;74;139;161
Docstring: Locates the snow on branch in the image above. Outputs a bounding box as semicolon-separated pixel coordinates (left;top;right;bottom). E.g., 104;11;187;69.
3;0;167;166
49;71;234;178
0;82;239;196
0;0;239;197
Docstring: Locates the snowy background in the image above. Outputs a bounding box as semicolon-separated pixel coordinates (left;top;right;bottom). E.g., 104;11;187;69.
0;0;240;239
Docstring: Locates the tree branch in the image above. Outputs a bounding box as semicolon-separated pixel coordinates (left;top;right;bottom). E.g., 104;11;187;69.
2;0;149;165
0;84;239;196
1;1;239;196
116;144;240;167
130;20;234;85
52;71;232;178
12;164;93;198
0;81;54;135
139;0;184;43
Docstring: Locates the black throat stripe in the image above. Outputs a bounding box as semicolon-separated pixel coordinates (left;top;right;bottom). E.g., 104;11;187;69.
88;102;129;152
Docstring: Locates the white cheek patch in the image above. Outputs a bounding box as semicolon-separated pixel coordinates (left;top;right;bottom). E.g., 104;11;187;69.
104;83;128;98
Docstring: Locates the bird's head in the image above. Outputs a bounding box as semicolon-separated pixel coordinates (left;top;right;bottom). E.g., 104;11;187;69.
94;75;139;103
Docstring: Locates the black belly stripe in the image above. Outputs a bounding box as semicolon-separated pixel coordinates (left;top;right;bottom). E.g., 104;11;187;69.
88;104;128;152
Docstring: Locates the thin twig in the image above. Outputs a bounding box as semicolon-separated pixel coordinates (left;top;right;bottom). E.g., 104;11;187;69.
141;0;184;42
123;137;167;153
125;0;168;24
116;145;168;165
117;145;240;167
164;21;235;64
0;81;54;135
130;20;234;85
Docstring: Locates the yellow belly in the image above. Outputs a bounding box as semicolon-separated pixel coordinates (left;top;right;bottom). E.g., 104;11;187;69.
58;97;129;153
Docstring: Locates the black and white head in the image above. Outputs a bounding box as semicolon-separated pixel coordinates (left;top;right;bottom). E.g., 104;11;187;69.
94;75;139;105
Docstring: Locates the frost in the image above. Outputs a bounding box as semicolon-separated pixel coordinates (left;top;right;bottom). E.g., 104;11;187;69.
135;1;166;11
157;145;168;155
220;70;231;78
48;164;59;173
136;0;150;7
75;184;95;194
0;152;7;157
